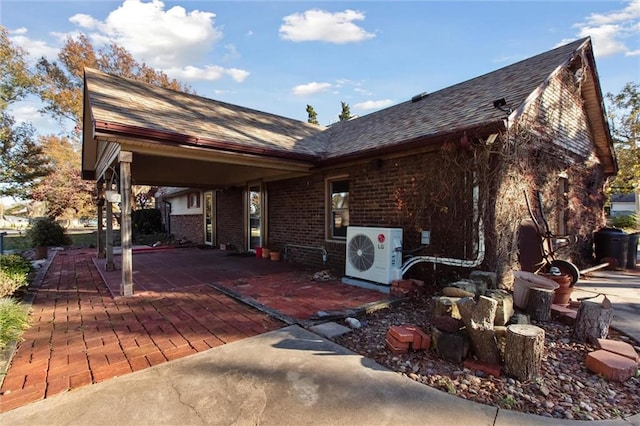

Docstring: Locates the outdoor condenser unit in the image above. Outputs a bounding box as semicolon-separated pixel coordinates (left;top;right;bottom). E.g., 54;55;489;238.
345;226;403;285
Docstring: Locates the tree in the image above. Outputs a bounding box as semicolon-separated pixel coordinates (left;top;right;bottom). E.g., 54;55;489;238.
29;135;95;220
37;34;194;131
0;26;38;110
0;113;50;199
306;104;319;125
338;101;352;121
606;82;640;193
0;27;49;198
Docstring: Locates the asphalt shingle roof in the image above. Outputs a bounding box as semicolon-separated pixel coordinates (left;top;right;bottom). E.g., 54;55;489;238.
85;38;591;161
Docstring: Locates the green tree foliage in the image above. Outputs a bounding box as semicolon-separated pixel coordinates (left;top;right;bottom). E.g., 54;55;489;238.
0;27;50;198
338;101;352;121
606;82;640;193
306;104;319;125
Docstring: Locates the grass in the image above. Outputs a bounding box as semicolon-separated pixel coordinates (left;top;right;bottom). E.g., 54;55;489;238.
0;297;31;351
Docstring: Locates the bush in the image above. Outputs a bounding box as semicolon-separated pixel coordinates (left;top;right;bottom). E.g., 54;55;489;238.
0;297;31;351
610;214;639;230
25;218;72;247
0;254;34;276
0;270;29;298
132;209;162;235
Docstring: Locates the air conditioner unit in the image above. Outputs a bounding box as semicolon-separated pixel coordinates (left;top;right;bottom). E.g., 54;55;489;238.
345;226;403;285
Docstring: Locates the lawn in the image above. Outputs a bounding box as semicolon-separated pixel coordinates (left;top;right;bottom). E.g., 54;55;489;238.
1;230;99;252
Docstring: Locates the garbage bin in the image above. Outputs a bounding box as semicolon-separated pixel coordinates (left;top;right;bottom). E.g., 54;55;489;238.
627;232;639;270
594;227;629;269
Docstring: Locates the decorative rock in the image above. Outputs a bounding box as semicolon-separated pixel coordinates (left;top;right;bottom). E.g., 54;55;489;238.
431;296;462;319
345;317;362;329
485;289;514;326
585;350;638;382
595;338;639;362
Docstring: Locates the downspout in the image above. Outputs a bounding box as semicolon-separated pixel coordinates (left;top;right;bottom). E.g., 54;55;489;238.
162;198;172;234
401;170;485;276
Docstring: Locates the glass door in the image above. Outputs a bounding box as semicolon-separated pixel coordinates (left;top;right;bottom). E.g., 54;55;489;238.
204;191;215;246
248;184;262;251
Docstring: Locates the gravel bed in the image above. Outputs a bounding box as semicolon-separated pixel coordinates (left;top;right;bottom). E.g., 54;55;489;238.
333;294;640;421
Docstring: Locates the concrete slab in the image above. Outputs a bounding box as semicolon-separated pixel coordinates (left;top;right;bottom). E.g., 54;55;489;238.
309;321;353;338
0;325;498;426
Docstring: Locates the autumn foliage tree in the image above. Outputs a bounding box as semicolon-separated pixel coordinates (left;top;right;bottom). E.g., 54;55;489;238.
606;82;639;194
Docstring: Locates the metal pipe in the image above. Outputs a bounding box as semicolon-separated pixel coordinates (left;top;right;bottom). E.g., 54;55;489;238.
284;243;328;264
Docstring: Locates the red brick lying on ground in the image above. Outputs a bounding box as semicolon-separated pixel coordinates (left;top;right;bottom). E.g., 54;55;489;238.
390;279;424;297
386;325;431;354
585;349;639;382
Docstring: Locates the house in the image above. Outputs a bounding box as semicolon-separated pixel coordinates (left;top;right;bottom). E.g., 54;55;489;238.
82;37;616;295
610;193;638;217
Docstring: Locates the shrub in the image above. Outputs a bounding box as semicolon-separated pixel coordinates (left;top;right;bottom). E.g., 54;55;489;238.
0;297;31;351
25;218;72;248
610;214;639;230
0;254;34;276
0;269;28;298
132;209;162;235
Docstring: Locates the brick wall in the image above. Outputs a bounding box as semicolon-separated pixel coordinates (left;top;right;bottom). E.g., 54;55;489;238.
216;187;244;251
171;214;203;244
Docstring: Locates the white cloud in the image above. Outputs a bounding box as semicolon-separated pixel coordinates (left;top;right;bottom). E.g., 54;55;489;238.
292;82;333;96
571;0;640;57
225;68;250;83
280;9;375;44
354;99;394;110
71;0;222;68
8;28;58;62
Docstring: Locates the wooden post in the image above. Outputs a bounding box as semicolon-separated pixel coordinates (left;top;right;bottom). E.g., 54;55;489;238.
119;151;133;296
105;199;115;271
572;298;614;344
526;288;554;321
96;181;105;259
504;324;545;381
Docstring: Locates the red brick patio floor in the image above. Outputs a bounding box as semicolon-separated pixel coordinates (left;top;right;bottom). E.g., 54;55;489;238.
0;247;390;413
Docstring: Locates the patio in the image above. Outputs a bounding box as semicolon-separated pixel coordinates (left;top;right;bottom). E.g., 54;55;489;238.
0;247;391;412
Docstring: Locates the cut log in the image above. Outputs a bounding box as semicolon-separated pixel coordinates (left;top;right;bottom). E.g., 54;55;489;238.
456;296;500;365
526;287;554;322
572;299;614;344
504;324;545;381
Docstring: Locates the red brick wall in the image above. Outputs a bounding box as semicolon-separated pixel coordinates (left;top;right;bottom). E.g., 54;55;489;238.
216;187;244;251
171;214;203;244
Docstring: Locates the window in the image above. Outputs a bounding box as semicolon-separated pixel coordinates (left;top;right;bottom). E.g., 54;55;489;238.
328;179;349;239
187;192;200;209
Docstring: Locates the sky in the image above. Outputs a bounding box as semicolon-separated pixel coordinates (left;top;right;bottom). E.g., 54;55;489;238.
1;0;639;136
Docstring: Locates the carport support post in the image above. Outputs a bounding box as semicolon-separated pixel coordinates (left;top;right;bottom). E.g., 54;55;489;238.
96;181;106;259
105;198;115;271
119;151;133;296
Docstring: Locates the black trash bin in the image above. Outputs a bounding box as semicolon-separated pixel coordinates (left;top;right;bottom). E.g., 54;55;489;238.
627;232;639;269
594;227;629;269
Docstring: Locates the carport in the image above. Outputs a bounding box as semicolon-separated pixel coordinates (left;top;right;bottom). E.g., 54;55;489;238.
82;68;325;296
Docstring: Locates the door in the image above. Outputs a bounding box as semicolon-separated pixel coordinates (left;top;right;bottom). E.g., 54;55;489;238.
204;191;215;246
248;184;262;251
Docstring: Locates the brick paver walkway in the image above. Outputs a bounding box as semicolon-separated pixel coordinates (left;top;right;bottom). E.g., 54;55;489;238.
1;248;390;413
0;249;284;412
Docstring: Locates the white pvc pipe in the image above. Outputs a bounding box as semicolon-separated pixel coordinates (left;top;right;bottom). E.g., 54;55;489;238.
401;178;485;275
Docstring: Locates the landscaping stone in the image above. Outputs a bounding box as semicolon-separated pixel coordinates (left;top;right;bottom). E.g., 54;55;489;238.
585;350;638;382
470;270;497;289
431;296;461;319
309;322;352;338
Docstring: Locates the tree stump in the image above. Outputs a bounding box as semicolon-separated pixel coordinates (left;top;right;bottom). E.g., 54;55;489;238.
504;324;545;381
572;298;614;344
456;296;500;365
526;287;554;321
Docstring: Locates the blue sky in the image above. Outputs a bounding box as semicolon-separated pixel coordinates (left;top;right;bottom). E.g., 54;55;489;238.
1;0;639;135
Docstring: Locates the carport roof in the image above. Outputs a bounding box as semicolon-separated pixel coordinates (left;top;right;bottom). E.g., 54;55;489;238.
83;36;615;180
